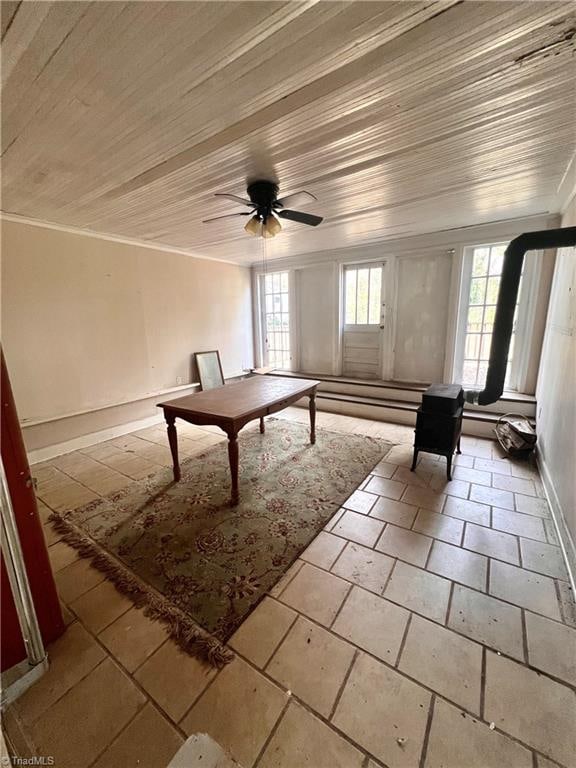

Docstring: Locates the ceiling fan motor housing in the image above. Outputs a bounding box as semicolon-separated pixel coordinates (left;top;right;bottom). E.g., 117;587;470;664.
247;180;279;219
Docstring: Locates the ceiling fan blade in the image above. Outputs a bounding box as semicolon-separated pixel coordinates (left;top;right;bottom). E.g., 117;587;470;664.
276;190;317;208
214;193;252;206
277;209;323;227
202;212;250;223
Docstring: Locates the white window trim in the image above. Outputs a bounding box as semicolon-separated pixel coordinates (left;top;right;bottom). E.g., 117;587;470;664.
451;242;541;394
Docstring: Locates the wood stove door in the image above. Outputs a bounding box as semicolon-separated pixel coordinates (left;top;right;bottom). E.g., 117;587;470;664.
342;262;386;379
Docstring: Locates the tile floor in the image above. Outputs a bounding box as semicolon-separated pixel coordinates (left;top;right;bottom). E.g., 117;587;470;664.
3;408;576;768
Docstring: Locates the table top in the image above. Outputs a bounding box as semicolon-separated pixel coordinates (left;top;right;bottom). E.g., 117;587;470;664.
158;376;319;421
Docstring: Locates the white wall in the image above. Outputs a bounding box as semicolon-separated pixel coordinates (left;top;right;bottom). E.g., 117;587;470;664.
536;196;576;571
1;219;253;450
254;215;555;386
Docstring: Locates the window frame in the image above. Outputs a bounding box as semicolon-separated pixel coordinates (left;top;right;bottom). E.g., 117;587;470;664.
452;242;540;393
258;270;293;370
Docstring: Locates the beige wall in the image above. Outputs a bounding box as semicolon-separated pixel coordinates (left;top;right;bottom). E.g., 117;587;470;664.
536;196;576;572
1;220;253;449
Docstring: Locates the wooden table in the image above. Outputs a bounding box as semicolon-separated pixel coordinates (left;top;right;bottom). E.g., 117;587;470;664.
157;376;320;505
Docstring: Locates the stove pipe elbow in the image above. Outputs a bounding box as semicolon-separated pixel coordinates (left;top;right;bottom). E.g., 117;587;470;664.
464;226;576;407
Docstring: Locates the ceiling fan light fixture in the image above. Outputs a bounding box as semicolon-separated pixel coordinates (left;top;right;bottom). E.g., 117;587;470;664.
263;214;282;238
244;215;262;236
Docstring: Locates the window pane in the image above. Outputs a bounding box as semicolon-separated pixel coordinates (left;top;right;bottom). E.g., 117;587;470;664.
472;248;489;276
345;270;357;324
265;294;273;313
465;334;480;359
265;274;273;292
281;293;289;313
489;246;505;275
467;306;483;332
281;313;289;330
486;276;500;304
280;273;288;292
368;268;382;324
483;306;495;332
462;360;478;386
469;278;486;305
480;334;491;360
356;269;369;324
272;273;280;293
266;314;274;331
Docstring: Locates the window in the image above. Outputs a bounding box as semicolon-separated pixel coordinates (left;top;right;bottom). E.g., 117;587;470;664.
454;243;532;392
261;271;291;368
344;264;383;325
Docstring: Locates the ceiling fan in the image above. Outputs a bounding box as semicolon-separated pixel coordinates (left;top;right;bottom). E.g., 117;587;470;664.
203;180;323;238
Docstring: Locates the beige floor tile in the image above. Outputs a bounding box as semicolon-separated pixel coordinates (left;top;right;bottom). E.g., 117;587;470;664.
428;476;470;499
13;623;105;725
399;615;482;713
259;701;364;768
76;467;134;496
267;616;354;717
469;484;514;510
364;475;406;500
301;531;347;569
492;473;536;496
269;560;305;598
425;698;532;768
92;703;183;768
342;488;378;515
39;482;99;513
69;580;133;634
332;652;431;768
376;524;432;567
413;509;464;545
369;496;418;528
474;457;512;476
332;509;384;547
54;557;106;604
41;522;62;547
371;460;397;478
558;581;576;628
490;560;561;621
464;523;519;565
392;465;432;488
535;756;562;768
514;494;550;518
452;465;492;486
384;444;415;466
384;561;451;623
278;563;351;626
443;496;490;526
98;607;167;672
30;659;146;768
333;586;409;664
401;485;446;513
36;499;52;524
427;540;487;591
520;538;569;580
492;508;546;542
181;657;287;767
448;584;524;660
135;640;216;722
229;597;296;668
484;651;576;766
331;541;395;594
525;611;576;686
47;540;80;573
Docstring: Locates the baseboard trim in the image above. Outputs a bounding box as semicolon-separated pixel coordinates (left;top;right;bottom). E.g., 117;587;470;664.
536;448;576;595
27;414;165;465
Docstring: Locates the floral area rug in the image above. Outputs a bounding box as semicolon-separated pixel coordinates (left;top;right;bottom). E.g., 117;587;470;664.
50;419;391;666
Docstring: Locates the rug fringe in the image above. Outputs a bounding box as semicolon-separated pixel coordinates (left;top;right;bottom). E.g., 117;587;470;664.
49;513;235;669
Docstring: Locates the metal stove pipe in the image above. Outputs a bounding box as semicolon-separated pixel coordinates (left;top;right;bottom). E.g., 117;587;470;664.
465;226;576;406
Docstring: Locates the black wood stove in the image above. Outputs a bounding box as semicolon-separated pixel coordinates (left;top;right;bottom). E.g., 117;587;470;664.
411;384;463;481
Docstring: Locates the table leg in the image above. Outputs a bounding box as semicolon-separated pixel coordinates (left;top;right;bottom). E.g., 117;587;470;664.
166;415;180;482
227;432;239;506
309;392;316;444
259;416;265;434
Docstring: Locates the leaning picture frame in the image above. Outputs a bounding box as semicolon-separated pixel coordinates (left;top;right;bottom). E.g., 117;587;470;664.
195;350;225;391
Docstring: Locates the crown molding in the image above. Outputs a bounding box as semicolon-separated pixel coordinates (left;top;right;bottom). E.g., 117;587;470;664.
0;212;242;267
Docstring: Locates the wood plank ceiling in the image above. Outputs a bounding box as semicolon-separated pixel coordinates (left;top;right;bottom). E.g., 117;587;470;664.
1;1;575;265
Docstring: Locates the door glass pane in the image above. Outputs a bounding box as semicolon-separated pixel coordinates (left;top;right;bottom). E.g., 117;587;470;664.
368;267;382;324
262;272;290;368
356;269;369;324
345;270;357;324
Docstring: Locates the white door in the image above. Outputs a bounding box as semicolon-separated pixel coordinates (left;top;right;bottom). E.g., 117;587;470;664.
342;262;386;378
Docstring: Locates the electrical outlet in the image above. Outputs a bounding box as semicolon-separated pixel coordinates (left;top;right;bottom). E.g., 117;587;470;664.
176;376;183;385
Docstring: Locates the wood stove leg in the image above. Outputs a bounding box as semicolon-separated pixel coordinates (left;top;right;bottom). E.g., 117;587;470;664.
456;436;462;455
227;432;240;506
309;392;316;445
411;448;419;471
259;417;265;434
446;453;453;481
166;415;181;482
